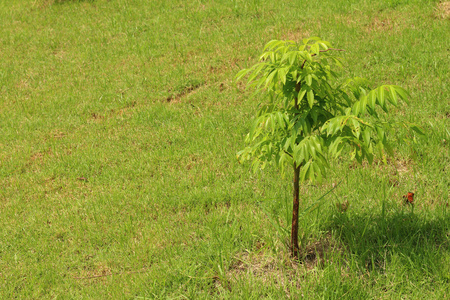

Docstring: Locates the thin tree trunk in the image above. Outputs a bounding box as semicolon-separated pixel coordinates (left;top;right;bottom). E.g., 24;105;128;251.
291;81;302;259
291;163;301;258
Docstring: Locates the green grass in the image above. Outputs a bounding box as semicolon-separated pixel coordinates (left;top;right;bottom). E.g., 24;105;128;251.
1;0;449;298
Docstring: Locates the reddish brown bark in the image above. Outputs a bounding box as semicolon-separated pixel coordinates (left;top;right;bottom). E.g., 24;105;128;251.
291;163;301;258
290;81;302;259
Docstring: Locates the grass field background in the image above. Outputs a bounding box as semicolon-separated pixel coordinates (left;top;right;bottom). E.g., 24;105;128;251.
1;0;449;298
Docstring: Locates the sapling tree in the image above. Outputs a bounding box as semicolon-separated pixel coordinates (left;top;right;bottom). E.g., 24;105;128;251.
236;37;422;258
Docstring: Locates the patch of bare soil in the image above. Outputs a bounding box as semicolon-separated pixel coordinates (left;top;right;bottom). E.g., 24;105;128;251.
228;250;297;289
280;28;312;42
364;17;400;34
226;235;344;292
436;2;450;19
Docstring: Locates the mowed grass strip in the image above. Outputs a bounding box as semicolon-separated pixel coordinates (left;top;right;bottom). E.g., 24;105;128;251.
0;0;449;298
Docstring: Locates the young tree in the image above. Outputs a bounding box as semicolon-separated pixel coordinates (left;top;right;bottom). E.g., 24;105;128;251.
236;37;422;258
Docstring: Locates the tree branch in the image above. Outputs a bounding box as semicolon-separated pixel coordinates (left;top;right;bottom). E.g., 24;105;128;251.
284;150;293;158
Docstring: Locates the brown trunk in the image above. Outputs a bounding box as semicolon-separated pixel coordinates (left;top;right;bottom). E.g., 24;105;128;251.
290;82;302;259
291;163;301;258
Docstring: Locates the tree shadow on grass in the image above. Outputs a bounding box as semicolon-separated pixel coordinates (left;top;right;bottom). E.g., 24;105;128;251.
326;207;450;276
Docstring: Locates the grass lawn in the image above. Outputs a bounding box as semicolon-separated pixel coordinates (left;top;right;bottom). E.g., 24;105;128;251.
1;0;449;298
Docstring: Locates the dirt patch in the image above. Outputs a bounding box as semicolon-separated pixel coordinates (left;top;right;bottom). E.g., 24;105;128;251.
30;148;53;163
436;2;450;19
50;129;66;139
280;28;312;42
393;158;414;178
72;263;116;283
30;152;44;161
90;112;105;123
227;248;300;292
227;235;344;289
364;16;400;34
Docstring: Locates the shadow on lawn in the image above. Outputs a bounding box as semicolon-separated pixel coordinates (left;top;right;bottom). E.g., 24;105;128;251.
326;207;450;273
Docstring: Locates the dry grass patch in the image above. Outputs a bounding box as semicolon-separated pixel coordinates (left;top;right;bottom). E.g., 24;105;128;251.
436;1;450;19
280;27;312;42
227;235;344;289
364;16;402;34
334;12;408;35
227;247;301;293
73;263;114;281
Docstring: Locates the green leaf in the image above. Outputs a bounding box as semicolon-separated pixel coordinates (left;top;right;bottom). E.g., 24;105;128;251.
350;118;361;139
235;68;251;82
310;108;319;124
288;51;297;65
293;142;307;164
352;101;361;115
376;126;386;143
276;112;286;128
254;76;266;89
362;127;371;148
360;95;367;115
305;74;312;86
300;161;311;182
278;68;287;85
269;51;275;62
293;144;300;163
377;86;386;110
307;90;315;108
367;91;376;109
247;63;266;84
263;40;284;51
324;116;342;135
291;70;298;81
265;69;277;88
279;152;288;168
319;42;328;51
387;86;398;106
259;51;272;61
328;137;344;157
308;141;317;159
302;119;311;135
263;40;277;51
312;162;323;183
283;136;293;150
298;89;307;103
393;85;409;104
311;43;320;55
252;159;261;173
